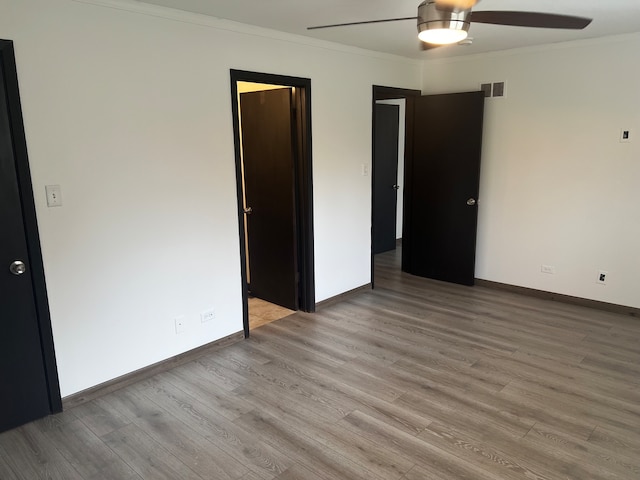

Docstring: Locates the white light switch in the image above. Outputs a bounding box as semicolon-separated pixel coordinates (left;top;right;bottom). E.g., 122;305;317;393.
361;164;370;176
45;185;62;207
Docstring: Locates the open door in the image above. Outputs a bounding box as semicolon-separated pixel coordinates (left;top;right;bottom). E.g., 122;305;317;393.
240;88;298;310
402;91;485;286
0;40;61;433
231;70;314;337
372;103;400;254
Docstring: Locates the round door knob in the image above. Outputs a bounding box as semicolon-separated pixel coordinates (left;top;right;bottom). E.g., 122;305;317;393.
392;184;400;190
466;198;477;206
10;260;26;276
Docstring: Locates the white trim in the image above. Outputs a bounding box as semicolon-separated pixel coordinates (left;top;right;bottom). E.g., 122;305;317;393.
424;31;640;65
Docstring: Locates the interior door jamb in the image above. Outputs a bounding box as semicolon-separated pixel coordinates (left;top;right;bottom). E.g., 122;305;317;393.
371;85;421;289
230;69;315;338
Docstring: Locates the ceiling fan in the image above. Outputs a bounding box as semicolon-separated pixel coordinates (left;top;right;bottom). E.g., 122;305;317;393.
308;0;592;49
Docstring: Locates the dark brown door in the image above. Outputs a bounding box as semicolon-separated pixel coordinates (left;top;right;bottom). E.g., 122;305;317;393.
240;89;298;310
0;59;51;432
403;92;485;286
373;103;400;254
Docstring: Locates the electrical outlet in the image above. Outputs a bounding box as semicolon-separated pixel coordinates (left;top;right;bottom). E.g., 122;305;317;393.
45;185;63;207
200;309;215;323
541;265;556;274
174;316;186;334
620;129;631;143
597;270;608;285
361;164;370;177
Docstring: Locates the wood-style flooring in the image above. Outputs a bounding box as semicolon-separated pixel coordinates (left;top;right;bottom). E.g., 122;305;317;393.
1;247;639;479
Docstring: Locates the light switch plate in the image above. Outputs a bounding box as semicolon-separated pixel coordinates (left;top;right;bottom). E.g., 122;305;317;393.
45;185;62;207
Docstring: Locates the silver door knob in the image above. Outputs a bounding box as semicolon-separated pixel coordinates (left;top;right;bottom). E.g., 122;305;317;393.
243;207;253;215
392;185;400;190
466;198;477;206
10;260;26;276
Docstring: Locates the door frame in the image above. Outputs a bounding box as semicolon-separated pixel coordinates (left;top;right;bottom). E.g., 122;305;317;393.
230;70;315;337
1;40;62;412
371;85;421;288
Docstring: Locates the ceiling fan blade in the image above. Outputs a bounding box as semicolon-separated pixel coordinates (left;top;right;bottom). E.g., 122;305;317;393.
435;0;480;11
470;11;592;29
307;17;417;30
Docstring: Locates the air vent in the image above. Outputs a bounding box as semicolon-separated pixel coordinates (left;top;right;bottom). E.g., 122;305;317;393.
492;81;506;97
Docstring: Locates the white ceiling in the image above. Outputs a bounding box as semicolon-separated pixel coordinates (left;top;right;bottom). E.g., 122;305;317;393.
138;0;640;59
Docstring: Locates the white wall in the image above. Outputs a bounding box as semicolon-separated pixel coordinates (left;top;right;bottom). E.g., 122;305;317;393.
423;34;640;309
1;0;421;396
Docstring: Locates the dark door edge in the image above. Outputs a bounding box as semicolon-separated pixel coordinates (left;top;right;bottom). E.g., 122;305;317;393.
230;70;315;338
371;85;421;289
1;39;62;412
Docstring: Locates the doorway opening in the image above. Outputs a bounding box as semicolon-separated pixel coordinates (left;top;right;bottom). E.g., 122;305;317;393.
371;86;486;288
230;70;315;337
371;86;420;288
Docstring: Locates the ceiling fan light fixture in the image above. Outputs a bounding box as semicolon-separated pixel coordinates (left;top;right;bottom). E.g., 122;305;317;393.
417;1;471;45
434;0;479;11
418;25;469;44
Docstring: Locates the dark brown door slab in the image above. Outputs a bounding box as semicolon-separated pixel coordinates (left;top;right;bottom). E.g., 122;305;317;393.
0;55;52;433
403;92;485;286
240;88;298;310
373;103;400;254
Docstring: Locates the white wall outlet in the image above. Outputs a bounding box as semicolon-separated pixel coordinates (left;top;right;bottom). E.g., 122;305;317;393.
45;185;62;207
620;129;631;143
174;316;186;334
541;265;556;274
201;309;215;323
597;270;608;285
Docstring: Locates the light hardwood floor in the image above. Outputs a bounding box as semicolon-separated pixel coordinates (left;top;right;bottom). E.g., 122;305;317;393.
1;247;639;479
249;297;295;330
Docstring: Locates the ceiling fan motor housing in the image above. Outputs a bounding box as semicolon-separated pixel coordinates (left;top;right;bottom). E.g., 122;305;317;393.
418;1;471;44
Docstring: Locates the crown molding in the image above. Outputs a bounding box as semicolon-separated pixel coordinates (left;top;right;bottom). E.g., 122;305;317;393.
70;0;422;66
423;31;640;65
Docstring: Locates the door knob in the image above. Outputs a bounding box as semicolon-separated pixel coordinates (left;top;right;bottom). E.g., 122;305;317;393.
243;207;253;215
9;260;26;276
392;185;400;190
466;198;477;206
